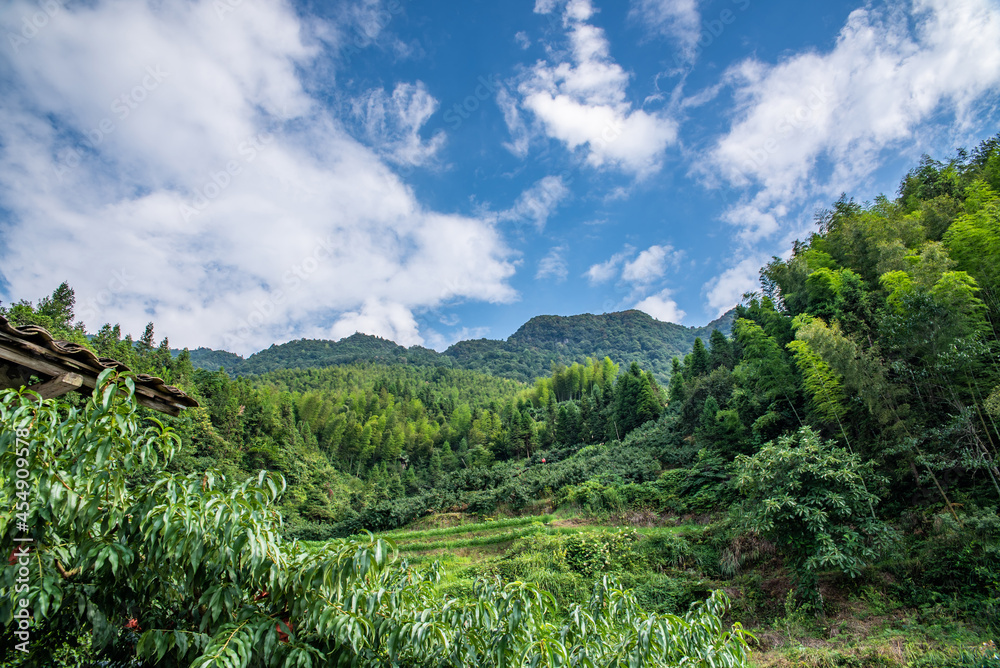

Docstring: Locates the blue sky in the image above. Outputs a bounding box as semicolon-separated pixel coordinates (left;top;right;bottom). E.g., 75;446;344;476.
1;0;999;355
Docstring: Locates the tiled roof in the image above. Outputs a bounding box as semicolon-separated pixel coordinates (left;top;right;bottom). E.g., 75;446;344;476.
0;314;198;414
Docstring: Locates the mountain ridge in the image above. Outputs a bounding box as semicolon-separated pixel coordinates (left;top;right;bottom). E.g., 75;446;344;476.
186;308;736;383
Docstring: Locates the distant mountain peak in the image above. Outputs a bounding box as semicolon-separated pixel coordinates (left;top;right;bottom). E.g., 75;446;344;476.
187;308;736;382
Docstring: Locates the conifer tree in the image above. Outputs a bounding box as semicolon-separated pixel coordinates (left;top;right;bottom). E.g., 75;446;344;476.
690;337;710;377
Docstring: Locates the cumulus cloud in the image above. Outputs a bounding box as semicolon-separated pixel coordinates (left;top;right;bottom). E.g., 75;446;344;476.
703;256;765;317
707;0;1000;243
621;244;680;283
516;0;678;177
329;299;421;345
351;81;446;166
536;245;569;281
0;0;516;354
498;175;570;230
423;325;492;352
634;289;685;323
587;244;681;286
585;246;633;284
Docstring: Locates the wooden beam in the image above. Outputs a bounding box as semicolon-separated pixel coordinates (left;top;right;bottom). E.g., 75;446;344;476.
0;342;84;384
135;395;182;417
0;361;29;391
0;337;106;382
0;339;188;416
26;372;83;399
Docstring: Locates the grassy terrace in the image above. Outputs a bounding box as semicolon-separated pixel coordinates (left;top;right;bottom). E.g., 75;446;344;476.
302;511;998;668
380;514;557;541
301;512;700;553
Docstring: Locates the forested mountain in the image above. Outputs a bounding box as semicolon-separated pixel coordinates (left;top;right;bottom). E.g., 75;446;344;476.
446;309;735;383
187;308;735;383
184;346;245;372
188;333;444;375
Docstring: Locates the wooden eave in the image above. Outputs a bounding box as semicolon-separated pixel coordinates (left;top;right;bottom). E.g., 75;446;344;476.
0;315;198;416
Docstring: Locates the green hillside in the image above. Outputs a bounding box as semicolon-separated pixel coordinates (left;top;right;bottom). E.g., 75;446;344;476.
189;332;445;375
446;309;735;383
185;346;245;372
187;308;735;383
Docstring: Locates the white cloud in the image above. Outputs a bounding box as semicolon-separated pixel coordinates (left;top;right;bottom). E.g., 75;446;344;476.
497;86;531;158
536;245;569;281
534;0;561;14
628;0;701;62
351;81;446;166
707;0;1000;243
621;244;680;283
498;175;570;230
585;246;633;284
0;0;516;354
585;243;682;288
423;325;493;352
340;0;405;52
515;31;532;49
517;0;678;176
330;299;421;345
720;201;785;243
634;289;685;323
703;256;764;316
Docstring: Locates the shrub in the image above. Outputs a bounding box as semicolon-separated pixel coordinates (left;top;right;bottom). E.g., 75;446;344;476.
640;532;701;570
622;572;713;615
894;507;1000;622
734;426;892;611
564;529;641;576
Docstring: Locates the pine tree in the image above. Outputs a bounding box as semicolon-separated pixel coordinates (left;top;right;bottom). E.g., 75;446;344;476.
668;371;685;405
138;322;155;354
690;337;710;378
708;329;734;369
636;372;662;426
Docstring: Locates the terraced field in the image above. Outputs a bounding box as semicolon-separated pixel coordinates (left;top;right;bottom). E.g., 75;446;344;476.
302;515;1000;666
368;512;704;570
301;513;703;561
